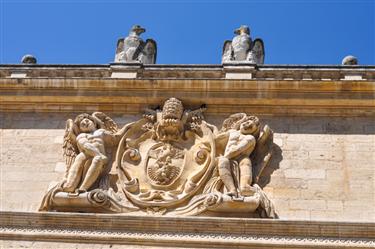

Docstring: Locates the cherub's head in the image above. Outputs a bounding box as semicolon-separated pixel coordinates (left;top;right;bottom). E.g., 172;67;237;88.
221;113;260;137
74;113;97;133
239;116;259;135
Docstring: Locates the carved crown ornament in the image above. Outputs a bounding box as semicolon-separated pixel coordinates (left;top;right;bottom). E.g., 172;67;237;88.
40;98;277;218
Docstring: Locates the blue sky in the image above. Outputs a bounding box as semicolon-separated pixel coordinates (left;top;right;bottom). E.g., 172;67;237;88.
1;0;374;65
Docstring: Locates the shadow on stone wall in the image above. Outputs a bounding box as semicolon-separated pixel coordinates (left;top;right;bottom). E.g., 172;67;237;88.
0;113;141;129
1;113;374;135
257;144;283;189
262;116;375;135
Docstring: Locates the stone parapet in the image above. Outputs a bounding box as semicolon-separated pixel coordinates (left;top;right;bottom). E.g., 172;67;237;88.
1;64;375;80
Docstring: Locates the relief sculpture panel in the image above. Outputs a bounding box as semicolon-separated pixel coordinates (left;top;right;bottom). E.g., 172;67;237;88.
40;98;277;218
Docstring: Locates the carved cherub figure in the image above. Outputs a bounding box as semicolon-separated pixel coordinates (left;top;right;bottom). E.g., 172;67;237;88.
216;114;260;197
115;25;157;64
62;112;132;193
222;25;265;64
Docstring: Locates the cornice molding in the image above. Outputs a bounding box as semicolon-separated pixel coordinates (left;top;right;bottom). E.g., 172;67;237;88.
1;77;374;116
1;212;374;248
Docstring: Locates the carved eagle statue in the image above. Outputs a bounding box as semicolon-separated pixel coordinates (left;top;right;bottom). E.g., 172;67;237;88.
222;25;265;64
115;25;157;64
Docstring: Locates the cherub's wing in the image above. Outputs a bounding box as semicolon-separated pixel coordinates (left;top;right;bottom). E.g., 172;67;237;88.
140;39;157;64
251;125;273;183
92;112;118;133
63;119;78;178
220;113;246;132
248;38;265;64
222;40;233;63
115;38;124;62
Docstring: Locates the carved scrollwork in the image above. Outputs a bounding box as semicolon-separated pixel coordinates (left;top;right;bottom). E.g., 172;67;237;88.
40;98;277;218
122;148;141;164
123;178;139;193
88;190;108;207
195;147;209;164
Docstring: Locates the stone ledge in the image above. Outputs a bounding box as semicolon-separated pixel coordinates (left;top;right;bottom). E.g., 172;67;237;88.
1;78;374;116
1;64;375;80
0;212;374;248
2;226;374;249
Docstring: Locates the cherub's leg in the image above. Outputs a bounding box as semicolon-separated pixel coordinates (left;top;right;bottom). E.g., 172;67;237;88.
78;155;108;192
63;153;87;192
239;157;254;196
218;156;237;197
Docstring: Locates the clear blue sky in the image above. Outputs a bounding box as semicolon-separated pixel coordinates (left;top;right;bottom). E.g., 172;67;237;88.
1;0;374;65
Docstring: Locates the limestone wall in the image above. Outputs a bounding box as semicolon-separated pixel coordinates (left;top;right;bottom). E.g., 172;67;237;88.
262;116;375;221
1;112;374;221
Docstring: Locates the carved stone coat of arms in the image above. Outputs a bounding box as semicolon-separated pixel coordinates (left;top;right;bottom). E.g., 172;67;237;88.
40;98;277;218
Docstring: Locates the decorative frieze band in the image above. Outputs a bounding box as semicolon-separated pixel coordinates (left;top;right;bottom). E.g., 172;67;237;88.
1;75;374;116
1;212;374;249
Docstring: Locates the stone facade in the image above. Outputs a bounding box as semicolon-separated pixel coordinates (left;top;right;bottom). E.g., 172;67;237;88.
1;113;374;221
1;64;375;247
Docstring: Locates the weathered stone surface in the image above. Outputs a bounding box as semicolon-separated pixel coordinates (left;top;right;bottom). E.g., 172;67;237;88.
115;25;157;64
1;64;375;116
342;55;358;65
35;99;277;218
222;25;265;64
21;54;37;64
1;111;374;221
1;211;374;249
0;63;375;249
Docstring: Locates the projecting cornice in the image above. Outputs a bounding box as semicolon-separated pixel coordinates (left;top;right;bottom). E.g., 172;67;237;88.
1;212;374;248
0;64;374;116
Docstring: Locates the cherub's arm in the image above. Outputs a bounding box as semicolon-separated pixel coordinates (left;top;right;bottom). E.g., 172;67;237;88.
202;120;219;135
77;137;102;157
224;134;255;159
215;131;228;141
112;118;147;142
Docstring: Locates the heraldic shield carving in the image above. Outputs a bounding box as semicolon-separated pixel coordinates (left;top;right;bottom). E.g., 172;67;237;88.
39;98;278;218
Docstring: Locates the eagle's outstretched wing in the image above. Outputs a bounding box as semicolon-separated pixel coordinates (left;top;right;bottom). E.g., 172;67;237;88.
115;38;125;62
139;39;157;64
248;38;265;64
62;119;78;179
251;125;273;184
222;40;233;63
